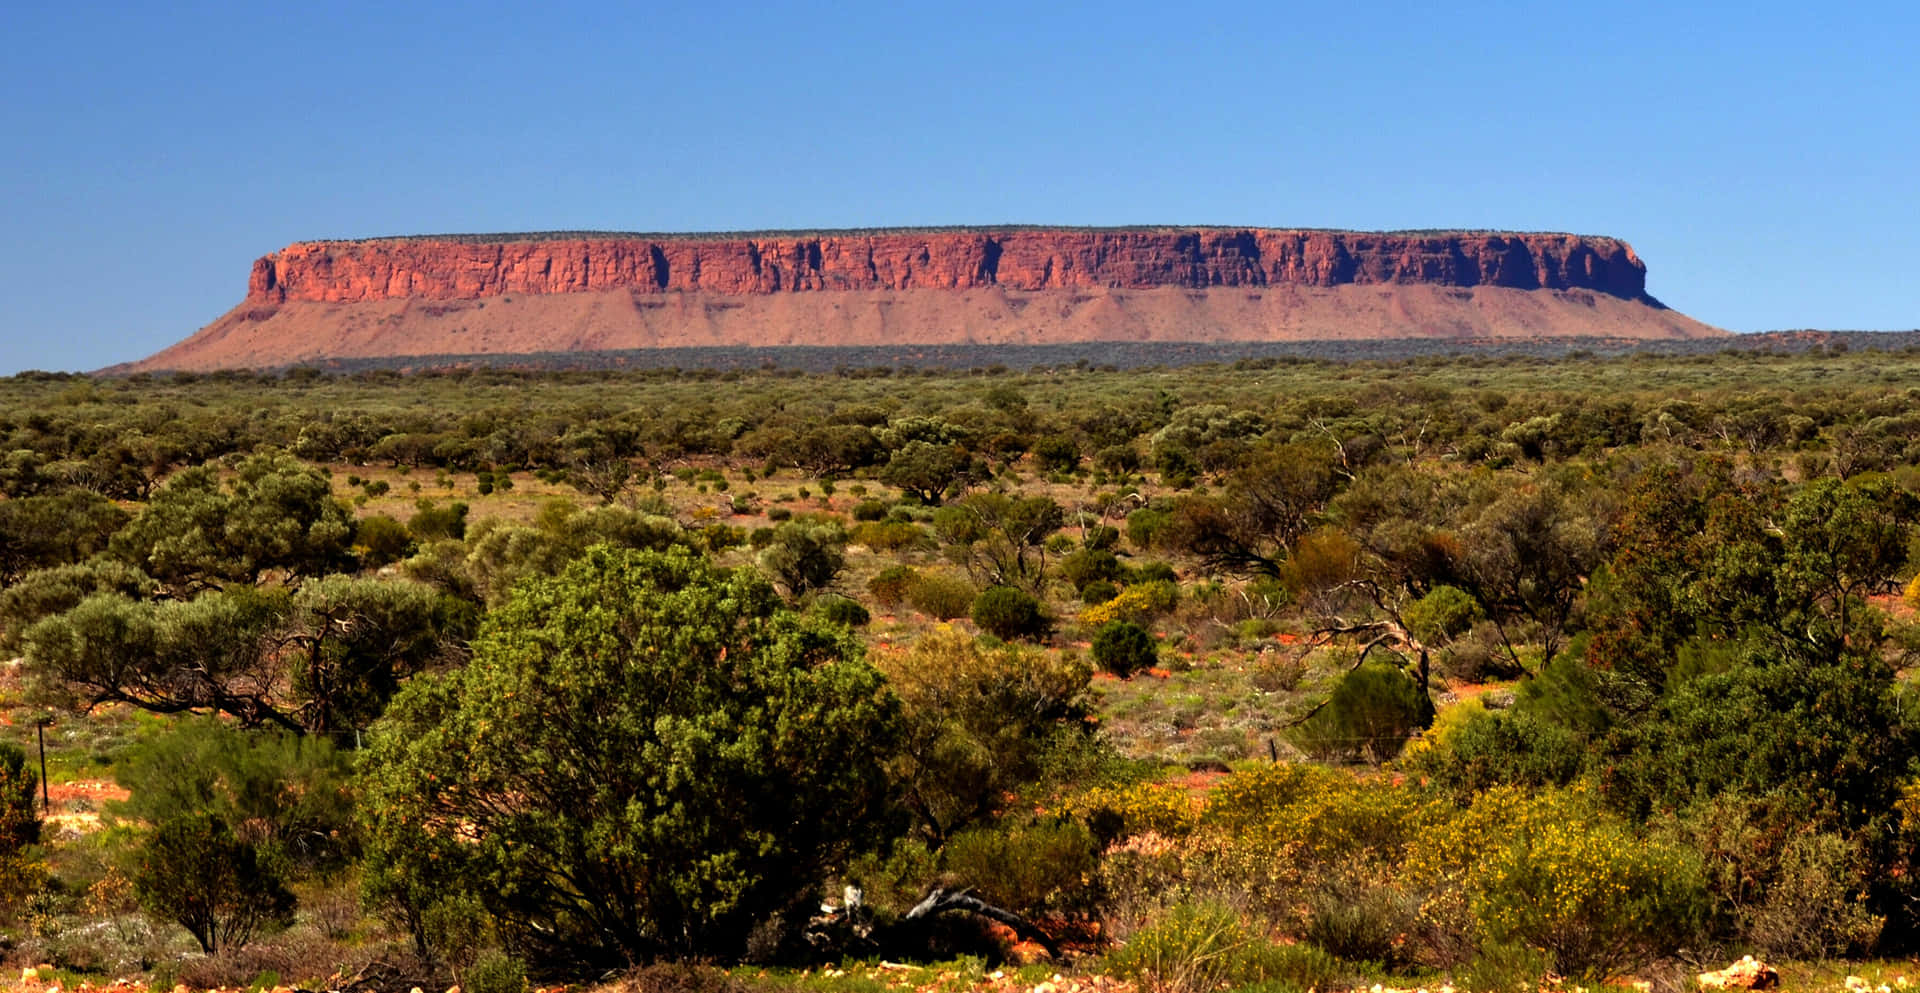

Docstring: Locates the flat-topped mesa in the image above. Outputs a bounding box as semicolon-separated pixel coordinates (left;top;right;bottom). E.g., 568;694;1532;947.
246;228;1652;304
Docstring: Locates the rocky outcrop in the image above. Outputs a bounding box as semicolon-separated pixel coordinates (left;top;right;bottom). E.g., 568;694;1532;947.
243;228;1654;304
125;227;1725;371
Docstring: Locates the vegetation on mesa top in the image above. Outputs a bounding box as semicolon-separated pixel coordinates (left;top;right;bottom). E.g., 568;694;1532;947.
308;224;1624;247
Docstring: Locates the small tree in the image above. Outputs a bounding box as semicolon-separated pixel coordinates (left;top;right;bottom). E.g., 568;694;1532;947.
134;813;296;953
971;586;1051;642
361;546;902;963
1092;620;1157;677
757;520;847;599
0;742;40;856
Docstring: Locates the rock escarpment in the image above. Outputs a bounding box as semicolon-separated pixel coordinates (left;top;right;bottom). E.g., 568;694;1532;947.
132;227;1724;370
246;229;1654;302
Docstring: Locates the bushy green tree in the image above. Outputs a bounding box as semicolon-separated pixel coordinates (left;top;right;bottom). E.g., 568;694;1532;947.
0;488;130;583
757;520;847;599
872;627;1093;839
971;586;1051;642
0;742;40;856
115;718;356;877
1091;619;1157;677
110;454;353;590
1292;658;1432;765
0;558;155;653
134;812;296;953
360;546;902;963
881;440;970;505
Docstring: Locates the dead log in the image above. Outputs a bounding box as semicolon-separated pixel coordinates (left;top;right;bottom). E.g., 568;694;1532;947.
902;887;1062;960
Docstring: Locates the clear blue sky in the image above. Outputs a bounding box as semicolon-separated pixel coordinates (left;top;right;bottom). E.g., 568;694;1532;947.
4;0;1916;373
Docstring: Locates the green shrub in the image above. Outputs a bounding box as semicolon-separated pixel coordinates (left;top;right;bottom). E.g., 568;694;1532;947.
1289;659;1430;765
852;499;890;522
1302;880;1419;968
408;499;468;541
1468;805;1706;977
360;546;902;963
464;949;529;993
1092;620;1157;677
0;742;39;857
815;597;871;629
849;519;933;552
971;586;1051;642
906;571;976;620
940;818;1099;917
1457;940;1557;993
1126;508;1174;551
1403;708;1586;799
1079;579;1119;605
355;513;414;567
134;813;296;954
114;717;357;878
765;506;792;522
867;565;917;608
1032;435;1080;472
1060;548;1126;593
1402;584;1483;645
756;520;846;598
1134;561;1178;585
1107;901;1341;993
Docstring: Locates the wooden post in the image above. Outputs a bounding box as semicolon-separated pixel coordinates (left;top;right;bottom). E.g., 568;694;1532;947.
36;719;50;814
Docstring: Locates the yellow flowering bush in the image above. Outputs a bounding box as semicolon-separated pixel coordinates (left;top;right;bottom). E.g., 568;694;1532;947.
1069;780;1201;839
1463;790;1707;977
1079;580;1178;627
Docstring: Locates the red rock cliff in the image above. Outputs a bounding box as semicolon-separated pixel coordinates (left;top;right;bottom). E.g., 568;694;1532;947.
245;228;1653;304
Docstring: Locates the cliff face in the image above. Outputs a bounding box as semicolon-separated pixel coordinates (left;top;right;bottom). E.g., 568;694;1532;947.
126;227;1723;372
246;229;1652;304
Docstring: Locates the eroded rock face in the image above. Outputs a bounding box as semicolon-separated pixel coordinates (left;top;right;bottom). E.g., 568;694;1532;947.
243;228;1653;304
123;227;1725;372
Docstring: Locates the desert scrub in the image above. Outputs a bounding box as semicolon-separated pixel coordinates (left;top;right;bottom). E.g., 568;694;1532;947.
1069;780;1201;841
1105;900;1342;993
1411;787;1708;978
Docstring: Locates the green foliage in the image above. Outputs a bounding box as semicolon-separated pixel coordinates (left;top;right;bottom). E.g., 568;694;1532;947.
0;558;155;653
1404;707;1587;799
970;585;1051;642
875;627;1093;839
1032;435;1080;472
882;440;970;505
1466;803;1706;977
941;817;1099;917
1106;901;1342;993
905;570;976;620
1290;660;1431;765
757;520;847;598
110;454;354;589
408;498;469;541
360;546;903;963
1401;584;1482;646
1602;640;1914;834
354;513;413;567
134;812;296;954
113;717;356;877
1092;620;1157;676
0;488;130;583
1059;547;1127;593
464;950;530;993
867;564;917;608
814;596;871;628
848;519;933;552
932;491;1064;592
0;742;40;856
23;586;291;726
